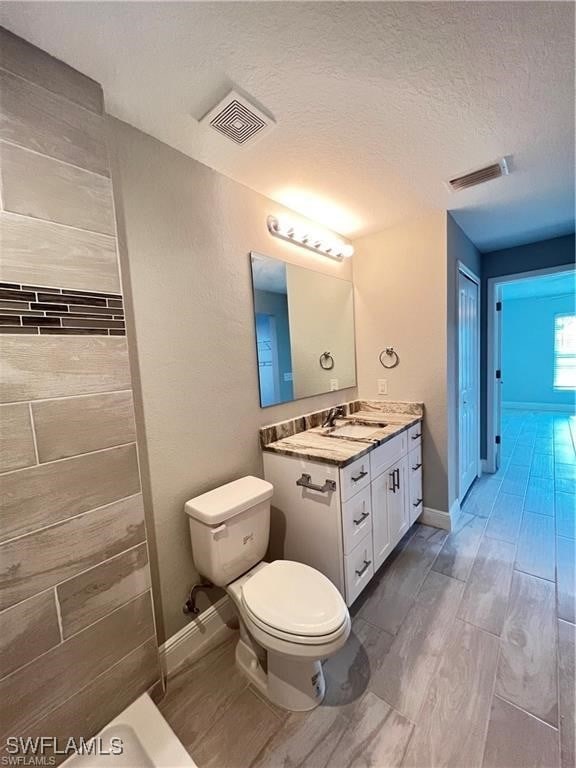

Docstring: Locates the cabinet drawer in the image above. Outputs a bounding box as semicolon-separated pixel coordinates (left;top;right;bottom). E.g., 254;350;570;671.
408;444;422;473
342;485;372;555
408;422;423;447
370;433;406;479
340;455;371;501
409;467;423;523
344;531;374;605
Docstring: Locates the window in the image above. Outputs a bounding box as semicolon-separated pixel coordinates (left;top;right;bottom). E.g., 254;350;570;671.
554;314;576;390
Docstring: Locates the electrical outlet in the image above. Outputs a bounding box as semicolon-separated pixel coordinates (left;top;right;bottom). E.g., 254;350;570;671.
330;378;339;391
377;379;388;395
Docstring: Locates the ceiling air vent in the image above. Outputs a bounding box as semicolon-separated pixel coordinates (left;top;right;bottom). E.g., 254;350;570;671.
200;90;274;146
447;157;510;191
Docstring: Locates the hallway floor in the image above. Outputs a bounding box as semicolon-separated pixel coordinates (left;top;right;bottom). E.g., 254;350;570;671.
160;409;575;768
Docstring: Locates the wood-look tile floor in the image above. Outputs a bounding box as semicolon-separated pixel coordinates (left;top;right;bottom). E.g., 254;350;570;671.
160;410;575;768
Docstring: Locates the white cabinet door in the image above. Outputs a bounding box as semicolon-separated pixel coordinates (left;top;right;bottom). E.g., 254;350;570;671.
341;485;372;555
340;455;371;502
409;467;423;524
408;445;423;524
344;530;374;605
388;456;410;546
371;468;393;570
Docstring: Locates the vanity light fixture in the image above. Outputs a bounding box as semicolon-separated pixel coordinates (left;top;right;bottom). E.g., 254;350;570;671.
267;215;354;260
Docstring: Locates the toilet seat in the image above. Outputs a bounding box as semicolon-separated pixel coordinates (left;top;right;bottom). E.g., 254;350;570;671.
241;560;348;644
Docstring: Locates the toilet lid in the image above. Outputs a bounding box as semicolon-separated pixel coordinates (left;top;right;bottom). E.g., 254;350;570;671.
241;560;348;637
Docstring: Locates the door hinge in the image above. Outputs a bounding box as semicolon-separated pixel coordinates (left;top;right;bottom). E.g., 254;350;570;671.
495;435;501;445
496;301;502;311
496;369;501;379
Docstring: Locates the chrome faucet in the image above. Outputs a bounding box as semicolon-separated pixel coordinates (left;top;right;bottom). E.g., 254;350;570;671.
322;406;345;428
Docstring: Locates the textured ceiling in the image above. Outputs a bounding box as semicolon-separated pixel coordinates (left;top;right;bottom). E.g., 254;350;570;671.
501;270;575;301
2;2;574;251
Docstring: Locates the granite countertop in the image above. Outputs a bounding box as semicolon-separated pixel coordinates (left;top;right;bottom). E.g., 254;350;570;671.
262;406;422;467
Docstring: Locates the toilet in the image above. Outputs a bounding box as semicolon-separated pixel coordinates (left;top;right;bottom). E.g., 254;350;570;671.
185;475;350;711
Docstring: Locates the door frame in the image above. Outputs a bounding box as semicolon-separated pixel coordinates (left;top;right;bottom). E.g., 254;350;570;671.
486;262;575;472
457;261;482;499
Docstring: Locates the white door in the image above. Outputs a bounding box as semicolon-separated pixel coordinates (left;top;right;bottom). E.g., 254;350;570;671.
458;269;480;498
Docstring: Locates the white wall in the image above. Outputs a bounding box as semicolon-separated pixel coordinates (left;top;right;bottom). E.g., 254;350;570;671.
109;118;356;641
353;211;450;512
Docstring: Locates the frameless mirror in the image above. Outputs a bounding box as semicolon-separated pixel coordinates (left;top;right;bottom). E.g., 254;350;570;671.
250;252;356;407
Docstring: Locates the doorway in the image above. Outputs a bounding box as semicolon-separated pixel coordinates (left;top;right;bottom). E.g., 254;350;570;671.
255;313;281;407
458;264;481;499
486;265;576;472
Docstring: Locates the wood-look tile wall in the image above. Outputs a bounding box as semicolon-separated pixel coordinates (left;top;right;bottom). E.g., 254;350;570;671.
0;26;160;756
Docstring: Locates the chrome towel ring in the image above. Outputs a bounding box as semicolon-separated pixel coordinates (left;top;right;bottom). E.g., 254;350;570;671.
379;347;399;369
319;351;335;370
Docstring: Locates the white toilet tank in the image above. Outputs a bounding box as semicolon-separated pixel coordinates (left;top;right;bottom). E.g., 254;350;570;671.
184;476;273;587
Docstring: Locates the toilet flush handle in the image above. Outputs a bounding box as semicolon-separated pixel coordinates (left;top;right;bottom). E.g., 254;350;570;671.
211;523;227;539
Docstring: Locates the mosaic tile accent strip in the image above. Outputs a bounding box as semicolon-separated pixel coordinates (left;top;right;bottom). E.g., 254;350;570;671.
0;283;125;335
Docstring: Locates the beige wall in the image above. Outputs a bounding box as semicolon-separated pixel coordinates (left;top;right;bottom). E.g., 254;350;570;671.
287;264;356;398
109;118;357;642
0;28;159;758
353;211;450;512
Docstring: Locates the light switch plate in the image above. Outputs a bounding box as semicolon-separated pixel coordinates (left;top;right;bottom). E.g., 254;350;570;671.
377;379;388;395
330;378;339;391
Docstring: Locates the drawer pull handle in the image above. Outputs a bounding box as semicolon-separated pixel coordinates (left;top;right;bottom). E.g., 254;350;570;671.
355;559;372;578
296;474;336;493
412;462;422;471
413;498;423;508
353;511;370;526
411;432;422;440
351;470;368;482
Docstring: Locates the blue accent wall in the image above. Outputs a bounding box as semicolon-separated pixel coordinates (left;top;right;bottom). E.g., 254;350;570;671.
480;234;575;456
501;293;575;408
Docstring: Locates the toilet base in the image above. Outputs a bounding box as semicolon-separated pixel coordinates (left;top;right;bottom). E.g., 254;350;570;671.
235;638;325;712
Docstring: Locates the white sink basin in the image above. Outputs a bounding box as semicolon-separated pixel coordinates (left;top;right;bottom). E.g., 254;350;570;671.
328;424;380;440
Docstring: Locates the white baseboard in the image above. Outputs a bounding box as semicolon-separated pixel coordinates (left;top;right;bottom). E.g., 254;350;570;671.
503;401;575;413
420;507;450;530
159;596;236;677
420;499;461;532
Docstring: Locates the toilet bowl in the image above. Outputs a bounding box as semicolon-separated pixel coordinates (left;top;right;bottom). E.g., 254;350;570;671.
228;560;350;710
184;476;351;711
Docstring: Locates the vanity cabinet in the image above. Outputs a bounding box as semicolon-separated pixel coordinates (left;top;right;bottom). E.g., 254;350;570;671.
262;423;423;606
